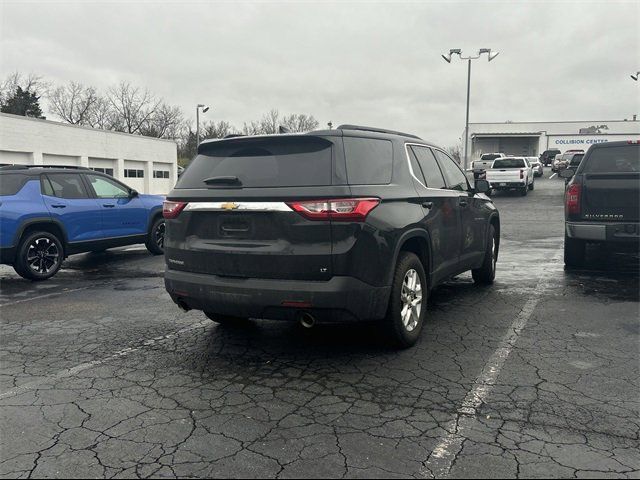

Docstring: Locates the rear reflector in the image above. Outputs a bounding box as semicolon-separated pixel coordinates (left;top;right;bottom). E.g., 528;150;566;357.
286;198;380;222
566;183;581;215
163;201;188;219
281;300;313;308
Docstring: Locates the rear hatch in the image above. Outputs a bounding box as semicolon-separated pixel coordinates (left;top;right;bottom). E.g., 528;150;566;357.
581;144;639;222
164;135;349;281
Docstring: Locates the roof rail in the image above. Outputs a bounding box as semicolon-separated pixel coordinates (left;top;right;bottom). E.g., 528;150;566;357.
223;134;245;139
0;164;91;171
337;124;422;140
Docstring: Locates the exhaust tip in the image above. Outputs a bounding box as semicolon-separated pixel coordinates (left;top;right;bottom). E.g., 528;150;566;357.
298;311;316;329
176;298;191;312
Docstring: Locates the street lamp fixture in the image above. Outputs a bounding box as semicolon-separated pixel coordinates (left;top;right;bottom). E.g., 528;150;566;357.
196;104;210;147
631;72;639;81
441;48;500;171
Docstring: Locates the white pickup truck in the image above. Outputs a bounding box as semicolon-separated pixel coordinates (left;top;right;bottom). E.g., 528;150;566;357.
486;157;535;196
471;152;506;179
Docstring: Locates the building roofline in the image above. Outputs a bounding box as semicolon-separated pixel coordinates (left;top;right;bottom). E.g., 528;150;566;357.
0;112;177;144
468;119;639;125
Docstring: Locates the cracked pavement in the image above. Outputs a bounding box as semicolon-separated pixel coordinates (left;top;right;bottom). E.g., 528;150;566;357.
1;175;638;478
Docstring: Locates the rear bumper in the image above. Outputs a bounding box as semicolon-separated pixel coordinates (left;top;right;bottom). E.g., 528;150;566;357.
566;222;640;243
489;181;526;189
0;246;16;265
164;269;391;322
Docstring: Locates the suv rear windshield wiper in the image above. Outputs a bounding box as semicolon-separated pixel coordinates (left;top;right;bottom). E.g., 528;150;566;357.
203;176;242;186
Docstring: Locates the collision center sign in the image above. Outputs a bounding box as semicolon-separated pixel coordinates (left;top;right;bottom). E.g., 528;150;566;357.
547;133;635;151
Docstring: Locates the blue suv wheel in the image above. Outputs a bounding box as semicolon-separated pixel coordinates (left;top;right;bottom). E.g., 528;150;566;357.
14;231;64;281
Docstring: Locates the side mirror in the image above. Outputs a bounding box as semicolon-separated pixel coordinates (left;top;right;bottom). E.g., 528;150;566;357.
475;179;490;193
129;189;139;198
559;169;575;179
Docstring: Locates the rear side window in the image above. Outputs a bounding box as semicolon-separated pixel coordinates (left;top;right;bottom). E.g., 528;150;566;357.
0;173;28;196
583;145;639;173
344;137;392;185
42;173;89;199
177;137;332;188
493;158;526;168
410;146;446;189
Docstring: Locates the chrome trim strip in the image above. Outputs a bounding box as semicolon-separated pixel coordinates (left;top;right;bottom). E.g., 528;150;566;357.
184;201;292;212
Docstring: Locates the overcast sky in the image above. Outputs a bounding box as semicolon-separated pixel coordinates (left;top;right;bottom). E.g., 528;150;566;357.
1;0;638;147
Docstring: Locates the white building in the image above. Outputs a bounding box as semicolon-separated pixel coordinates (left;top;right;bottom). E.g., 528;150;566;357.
0;113;178;195
466;119;640;160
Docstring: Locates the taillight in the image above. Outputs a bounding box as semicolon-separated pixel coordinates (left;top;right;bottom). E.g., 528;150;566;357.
287;198;380;222
163;201;187;219
520;169;524;179
565;184;581;215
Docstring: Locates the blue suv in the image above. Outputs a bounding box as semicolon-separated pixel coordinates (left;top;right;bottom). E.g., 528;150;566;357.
0;166;166;280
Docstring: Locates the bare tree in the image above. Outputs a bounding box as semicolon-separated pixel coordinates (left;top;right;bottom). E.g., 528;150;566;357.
1;72;47;107
107;81;160;135
201;120;237;140
281;113;319;132
48;81;97;124
259;109;280;134
140;102;183;139
242;120;263;136
84;95;120;130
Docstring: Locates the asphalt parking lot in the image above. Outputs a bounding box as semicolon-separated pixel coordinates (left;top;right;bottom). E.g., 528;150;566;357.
1;174;638;479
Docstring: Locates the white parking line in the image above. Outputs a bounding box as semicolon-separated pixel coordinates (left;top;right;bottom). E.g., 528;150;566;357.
0;320;211;400
0;286;90;308
421;250;562;478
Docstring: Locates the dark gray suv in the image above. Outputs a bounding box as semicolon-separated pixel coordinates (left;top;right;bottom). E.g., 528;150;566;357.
163;125;500;347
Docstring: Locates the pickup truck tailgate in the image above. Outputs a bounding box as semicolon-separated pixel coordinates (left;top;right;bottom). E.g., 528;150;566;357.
583;172;640;222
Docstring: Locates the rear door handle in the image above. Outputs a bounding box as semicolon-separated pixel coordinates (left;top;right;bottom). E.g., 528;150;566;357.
459;199;469;207
51;204;66;209
102;204;115;208
421;201;433;209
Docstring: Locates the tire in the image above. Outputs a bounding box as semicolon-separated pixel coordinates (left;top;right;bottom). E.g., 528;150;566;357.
204;311;249;325
564;234;585;267
472;225;497;285
13;231;64;281
145;217;165;255
383;252;427;349
529;178;535;190
520;186;528;196
486;189;493;197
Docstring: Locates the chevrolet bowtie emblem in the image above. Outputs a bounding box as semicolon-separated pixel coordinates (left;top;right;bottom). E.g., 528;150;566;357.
221;202;239;210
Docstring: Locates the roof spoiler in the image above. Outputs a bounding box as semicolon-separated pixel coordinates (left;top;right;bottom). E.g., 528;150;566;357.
337;124;422;140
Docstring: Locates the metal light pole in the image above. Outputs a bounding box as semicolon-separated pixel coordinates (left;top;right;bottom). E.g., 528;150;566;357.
195;104;210;147
441;48;499;171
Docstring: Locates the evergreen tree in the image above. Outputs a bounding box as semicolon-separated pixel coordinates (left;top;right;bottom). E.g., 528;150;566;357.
1;86;44;118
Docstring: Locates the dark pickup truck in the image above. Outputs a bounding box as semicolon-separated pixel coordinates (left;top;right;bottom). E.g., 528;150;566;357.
561;141;639;266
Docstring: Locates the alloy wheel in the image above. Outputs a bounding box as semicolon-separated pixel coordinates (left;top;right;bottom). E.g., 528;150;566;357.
26;237;60;275
154;221;166;249
400;269;423;332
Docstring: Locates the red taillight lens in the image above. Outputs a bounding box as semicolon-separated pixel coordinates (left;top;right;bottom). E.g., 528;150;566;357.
565;184;581;215
520;169;524;179
163;201;187;219
287;198;380;222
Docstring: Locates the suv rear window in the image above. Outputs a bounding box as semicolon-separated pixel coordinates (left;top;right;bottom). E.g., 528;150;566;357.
0;173;28;196
481;153;502;161
493;158;525;168
344;137;392;185
583;145;639;173
178;137;333;188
